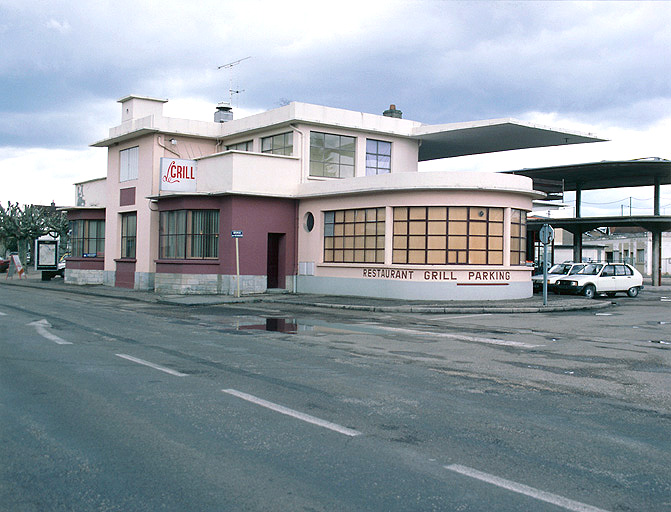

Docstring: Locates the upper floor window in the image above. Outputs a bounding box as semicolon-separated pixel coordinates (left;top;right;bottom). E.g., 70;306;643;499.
261;132;293;156
366;139;391;175
70;219;105;258
226;140;253;152
159;209;219;259
310;132;355;178
119;146;139;182
120;212;137;259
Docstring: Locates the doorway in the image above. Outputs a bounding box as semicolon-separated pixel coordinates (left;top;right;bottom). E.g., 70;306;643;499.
267;233;284;289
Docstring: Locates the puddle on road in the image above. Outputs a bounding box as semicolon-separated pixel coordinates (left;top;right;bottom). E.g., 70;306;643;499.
233;317;362;335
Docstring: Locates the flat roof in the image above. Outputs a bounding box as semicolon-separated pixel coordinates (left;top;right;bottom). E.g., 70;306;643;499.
528;215;671;233
414;118;605;161
506;158;671;190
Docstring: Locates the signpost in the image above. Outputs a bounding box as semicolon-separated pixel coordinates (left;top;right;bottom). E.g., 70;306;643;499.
231;230;243;297
539;224;555;306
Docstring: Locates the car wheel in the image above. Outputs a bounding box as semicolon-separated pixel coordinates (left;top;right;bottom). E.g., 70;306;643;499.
583;284;596;299
627;286;640;298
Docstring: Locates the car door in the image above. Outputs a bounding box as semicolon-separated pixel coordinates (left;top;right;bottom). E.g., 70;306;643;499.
615;264;634;291
598;264;618;292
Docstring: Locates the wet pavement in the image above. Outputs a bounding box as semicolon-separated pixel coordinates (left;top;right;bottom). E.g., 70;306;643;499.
6;271;667;313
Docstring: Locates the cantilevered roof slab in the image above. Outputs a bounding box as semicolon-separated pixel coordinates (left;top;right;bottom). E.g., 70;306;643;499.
506;159;671;190
413;118;606;161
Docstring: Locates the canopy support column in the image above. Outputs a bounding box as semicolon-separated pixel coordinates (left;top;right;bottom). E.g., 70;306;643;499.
652;230;661;287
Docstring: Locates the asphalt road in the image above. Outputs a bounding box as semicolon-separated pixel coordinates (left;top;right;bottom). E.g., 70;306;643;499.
1;285;670;511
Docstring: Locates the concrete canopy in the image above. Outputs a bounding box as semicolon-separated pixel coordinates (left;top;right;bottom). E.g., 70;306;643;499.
414;119;606;161
505;158;671;190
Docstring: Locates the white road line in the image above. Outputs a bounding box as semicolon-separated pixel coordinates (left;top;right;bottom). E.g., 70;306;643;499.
445;464;611;512
115;354;187;377
0;311;6;315
27;319;72;345
375;325;541;348
222;389;361;437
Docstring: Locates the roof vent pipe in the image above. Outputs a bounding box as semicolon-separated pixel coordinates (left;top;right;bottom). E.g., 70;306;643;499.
383;104;402;118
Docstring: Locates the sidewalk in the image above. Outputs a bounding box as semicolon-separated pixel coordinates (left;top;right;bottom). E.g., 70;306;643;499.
0;271;649;313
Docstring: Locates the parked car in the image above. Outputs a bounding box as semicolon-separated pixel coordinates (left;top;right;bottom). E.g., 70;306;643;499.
0;258;9;273
554;262;643;298
532;262;587;292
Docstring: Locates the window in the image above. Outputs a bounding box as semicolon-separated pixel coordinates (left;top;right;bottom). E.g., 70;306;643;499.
159;210;219;259
120;212;137;259
310;132;355;178
226;140;253;152
70;219;105;257
324;208;385;263
392;206;504;265
261;132;293;156
119;146;139;182
510;209;527;265
366;139;391;175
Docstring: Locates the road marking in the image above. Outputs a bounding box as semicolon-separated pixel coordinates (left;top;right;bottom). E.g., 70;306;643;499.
0;311;6;316
375;325;541;348
115;354;187;377
27;319;72;345
222;389;361;437
445;464;611;512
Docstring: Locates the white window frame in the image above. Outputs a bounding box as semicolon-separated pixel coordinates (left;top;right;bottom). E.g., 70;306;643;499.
120;146;139;182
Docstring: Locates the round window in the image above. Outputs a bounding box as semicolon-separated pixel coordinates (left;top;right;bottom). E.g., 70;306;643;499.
304;212;315;232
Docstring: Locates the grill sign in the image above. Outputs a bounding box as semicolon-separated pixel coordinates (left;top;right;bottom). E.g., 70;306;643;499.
160;158;197;192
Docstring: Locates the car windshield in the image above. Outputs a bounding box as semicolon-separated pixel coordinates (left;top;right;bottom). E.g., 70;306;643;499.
548;264;572;274
577;263;603;275
568;264;587;275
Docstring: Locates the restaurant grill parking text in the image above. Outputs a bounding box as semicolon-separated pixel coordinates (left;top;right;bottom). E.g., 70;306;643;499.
362;268;512;282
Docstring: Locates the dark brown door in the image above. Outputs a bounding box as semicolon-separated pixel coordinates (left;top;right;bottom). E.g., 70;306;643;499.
267;233;283;289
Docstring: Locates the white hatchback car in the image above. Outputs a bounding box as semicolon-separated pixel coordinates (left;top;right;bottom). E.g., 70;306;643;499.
532;262;587;292
554;263;643;299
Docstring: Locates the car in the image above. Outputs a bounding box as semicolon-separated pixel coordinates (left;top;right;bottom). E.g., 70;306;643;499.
0;258;9;273
532;262;587;292
554;262;643;299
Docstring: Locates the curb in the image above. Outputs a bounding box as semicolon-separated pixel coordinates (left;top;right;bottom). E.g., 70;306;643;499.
0;279;615;314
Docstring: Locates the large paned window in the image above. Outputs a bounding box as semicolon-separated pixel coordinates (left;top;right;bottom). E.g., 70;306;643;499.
392;206;504;265
119;146;139;182
310;132;355;178
261;132;293;156
226;140;253;152
70;219;105;258
324;208;385;263
365;139;391;175
120;212;137;259
510;209;527;265
159;210;219;259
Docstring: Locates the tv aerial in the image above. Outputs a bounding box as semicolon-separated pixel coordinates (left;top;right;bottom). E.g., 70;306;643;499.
217;56;250;106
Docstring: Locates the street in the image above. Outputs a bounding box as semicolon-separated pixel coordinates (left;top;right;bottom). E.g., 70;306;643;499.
1;284;670;511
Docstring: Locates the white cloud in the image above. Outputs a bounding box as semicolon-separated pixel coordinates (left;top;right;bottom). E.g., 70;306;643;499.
45;19;71;34
0;147;106;207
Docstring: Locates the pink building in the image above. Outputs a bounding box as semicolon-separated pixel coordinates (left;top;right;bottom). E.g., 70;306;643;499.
65;96;602;300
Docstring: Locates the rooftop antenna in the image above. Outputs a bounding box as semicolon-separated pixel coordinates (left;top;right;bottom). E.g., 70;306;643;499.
217;56;250;106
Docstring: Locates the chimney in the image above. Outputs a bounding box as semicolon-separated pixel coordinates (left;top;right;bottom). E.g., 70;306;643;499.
383;104;402;119
214;102;233;123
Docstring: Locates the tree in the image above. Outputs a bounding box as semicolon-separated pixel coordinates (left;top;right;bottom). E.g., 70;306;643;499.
0;202;68;265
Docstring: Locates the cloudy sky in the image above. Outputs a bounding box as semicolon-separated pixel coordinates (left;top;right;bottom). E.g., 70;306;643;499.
1;0;669;216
